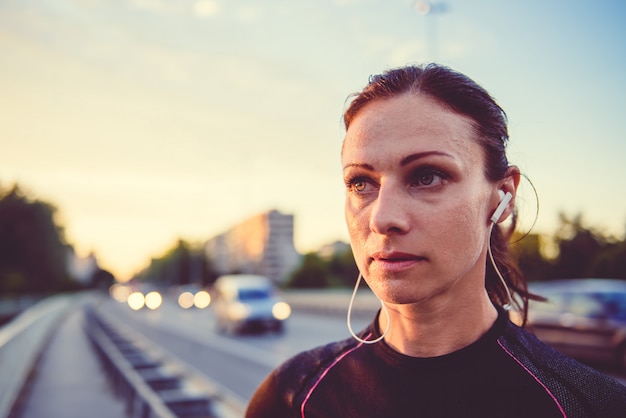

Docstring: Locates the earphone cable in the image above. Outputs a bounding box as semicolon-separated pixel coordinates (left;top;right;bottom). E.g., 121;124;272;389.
347;272;391;344
488;222;513;310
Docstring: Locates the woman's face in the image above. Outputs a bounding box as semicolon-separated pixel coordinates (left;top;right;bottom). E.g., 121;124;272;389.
342;93;498;306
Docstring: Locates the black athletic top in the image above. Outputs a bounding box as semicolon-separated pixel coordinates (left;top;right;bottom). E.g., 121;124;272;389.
246;308;626;418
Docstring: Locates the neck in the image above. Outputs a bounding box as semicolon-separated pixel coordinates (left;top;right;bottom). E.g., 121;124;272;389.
378;290;498;357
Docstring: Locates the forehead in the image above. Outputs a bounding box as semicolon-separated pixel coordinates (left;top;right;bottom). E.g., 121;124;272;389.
342;94;483;167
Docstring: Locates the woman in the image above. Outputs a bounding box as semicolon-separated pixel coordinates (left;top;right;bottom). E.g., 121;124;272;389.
245;64;626;417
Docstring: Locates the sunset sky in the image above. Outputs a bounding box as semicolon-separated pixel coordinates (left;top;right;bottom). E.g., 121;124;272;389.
1;0;625;280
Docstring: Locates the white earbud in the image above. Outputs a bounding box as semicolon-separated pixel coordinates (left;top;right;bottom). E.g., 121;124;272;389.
488;190;514;310
491;190;512;224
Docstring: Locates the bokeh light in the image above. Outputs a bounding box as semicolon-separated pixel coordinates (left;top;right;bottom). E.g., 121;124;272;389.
145;291;163;310
272;301;292;320
178;291;195;309
109;283;132;303
193;290;211;309
127;291;145;311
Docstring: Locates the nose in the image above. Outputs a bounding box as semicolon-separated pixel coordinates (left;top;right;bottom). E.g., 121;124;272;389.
369;182;410;235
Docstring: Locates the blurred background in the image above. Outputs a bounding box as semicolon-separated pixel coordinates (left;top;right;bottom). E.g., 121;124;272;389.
1;0;625;417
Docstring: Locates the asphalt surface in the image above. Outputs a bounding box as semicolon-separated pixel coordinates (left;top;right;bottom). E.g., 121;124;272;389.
8;306;126;418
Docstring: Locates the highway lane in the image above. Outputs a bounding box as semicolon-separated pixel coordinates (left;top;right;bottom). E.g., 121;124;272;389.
97;296;372;405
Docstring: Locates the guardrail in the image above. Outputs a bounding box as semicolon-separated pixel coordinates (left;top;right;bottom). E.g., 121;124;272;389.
0;296;40;326
284;288;381;318
86;304;245;418
0;294;73;418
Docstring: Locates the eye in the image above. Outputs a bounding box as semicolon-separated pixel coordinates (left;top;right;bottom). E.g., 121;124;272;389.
410;168;448;188
418;172;435;186
353;180;367;192
345;176;375;194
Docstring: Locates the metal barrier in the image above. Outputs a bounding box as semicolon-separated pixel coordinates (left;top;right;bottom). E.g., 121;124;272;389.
85;306;245;418
0;295;73;418
284;288;380;317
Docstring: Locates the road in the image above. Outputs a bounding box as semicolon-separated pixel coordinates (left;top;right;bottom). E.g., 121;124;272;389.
94;294;626;410
96;296;372;405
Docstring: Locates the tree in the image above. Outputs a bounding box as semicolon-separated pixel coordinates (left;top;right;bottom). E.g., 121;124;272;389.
327;248;360;287
285;247;361;289
588;241;626;279
511;233;554;282
0;185;72;293
287;253;331;288
201;255;219;287
551;213;607;279
91;268;116;290
134;239;205;287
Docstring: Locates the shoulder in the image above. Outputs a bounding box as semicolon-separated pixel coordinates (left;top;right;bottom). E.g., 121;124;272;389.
245;335;363;417
499;319;626;417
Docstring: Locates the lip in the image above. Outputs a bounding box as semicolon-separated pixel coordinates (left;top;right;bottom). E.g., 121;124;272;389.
369;251;426;273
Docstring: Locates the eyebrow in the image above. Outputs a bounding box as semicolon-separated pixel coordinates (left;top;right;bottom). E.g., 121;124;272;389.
400;151;454;166
343;151;454;170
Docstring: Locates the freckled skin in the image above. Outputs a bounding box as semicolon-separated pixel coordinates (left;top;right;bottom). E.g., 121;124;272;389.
342;93;496;308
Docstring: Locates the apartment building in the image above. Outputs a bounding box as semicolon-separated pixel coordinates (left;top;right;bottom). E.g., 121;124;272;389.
204;210;301;284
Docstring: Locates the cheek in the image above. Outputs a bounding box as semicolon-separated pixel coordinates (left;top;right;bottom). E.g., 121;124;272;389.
345;201;369;265
345;197;367;233
436;200;489;257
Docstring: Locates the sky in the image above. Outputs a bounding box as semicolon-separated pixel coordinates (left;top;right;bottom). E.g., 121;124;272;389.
1;0;625;281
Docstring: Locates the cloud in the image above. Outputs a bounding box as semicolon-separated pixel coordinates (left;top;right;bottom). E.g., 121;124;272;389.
193;0;220;19
129;0;183;16
233;4;264;22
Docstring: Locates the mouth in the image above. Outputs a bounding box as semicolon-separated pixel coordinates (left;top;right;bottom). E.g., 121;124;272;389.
369;251;426;273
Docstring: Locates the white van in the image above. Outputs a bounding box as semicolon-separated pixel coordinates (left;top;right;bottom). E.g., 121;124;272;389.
212;274;291;334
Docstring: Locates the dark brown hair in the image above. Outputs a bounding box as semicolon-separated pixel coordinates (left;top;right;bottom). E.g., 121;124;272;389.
343;63;534;323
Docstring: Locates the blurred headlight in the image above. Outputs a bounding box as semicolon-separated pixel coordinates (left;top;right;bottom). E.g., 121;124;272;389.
109;284;132;303
127;291;145;311
178;291;195;309
193;290;211;309
228;303;251;321
145;291;163;310
272;301;291;320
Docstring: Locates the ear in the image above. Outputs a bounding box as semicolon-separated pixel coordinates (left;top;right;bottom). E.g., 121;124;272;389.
492;166;521;224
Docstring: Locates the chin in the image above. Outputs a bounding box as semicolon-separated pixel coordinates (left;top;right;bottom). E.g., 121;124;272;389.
374;279;448;307
370;283;422;305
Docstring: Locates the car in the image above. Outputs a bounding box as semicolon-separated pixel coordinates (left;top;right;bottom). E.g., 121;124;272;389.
527;279;626;370
212;274;291;334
